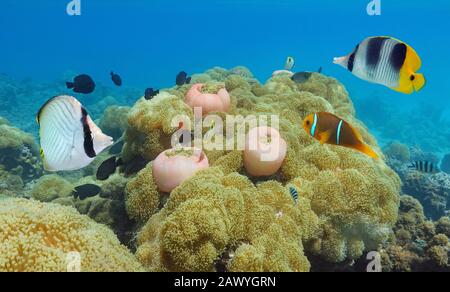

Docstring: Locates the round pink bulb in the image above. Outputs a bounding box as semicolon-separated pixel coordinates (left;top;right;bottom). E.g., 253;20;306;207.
244;126;287;177
185;83;231;115
272;70;294;78
152;148;209;193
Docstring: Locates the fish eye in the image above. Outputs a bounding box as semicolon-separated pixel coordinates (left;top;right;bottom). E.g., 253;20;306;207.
410;75;415;81
306;120;311;125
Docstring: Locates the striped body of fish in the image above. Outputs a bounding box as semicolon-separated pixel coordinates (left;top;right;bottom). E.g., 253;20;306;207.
303;112;379;160
289;186;298;204
37;95;113;171
334;36;425;94
408;161;439;174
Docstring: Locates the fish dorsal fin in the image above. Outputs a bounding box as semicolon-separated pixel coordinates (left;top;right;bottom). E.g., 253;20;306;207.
36;96;60;124
380;36;422;71
347;121;365;143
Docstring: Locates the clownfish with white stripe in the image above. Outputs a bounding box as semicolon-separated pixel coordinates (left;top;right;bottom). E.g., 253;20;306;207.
333;36;425;94
303;112;379;160
37;95;113;172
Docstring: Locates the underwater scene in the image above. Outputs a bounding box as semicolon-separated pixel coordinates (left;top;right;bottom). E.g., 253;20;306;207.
1;0;450;275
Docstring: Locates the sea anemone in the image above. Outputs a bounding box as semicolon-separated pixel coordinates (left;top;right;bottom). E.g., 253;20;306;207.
244;126;287;177
185;83;231;115
152;147;209;192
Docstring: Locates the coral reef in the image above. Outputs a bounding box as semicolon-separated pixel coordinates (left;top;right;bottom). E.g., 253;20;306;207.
441;153;450;175
1;66;407;272
0;121;42;183
135;166;317;272
121;67;401;270
122;91;194;165
0;198;144;272
28;173;133;244
402;172;450;220
0;165;24;197
384;141;411;163
381;196;449;272
384;141;450;220
31;175;73;202
98;105;130;140
125;163;162;225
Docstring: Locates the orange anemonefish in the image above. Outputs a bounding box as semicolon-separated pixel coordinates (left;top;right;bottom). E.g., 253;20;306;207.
303;112;379;160
333;36;425;94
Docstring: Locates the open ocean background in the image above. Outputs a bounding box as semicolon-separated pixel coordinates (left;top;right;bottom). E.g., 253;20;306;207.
1;0;450;152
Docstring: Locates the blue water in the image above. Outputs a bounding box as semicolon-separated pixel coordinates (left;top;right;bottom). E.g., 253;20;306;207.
1;0;450;149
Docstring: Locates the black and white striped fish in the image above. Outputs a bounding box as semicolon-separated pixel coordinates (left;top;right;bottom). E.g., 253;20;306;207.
37;95;113;171
334;36;425;94
408;161;439;174
289;186;299;204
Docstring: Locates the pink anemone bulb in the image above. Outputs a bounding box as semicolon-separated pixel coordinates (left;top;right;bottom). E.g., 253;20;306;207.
152;147;209;193
272;70;294;78
244;126;287;177
185;83;231;115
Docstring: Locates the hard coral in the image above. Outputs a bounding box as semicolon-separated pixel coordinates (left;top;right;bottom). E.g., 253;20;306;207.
98;105;130;140
0;123;42;182
0;198;144;272
381;196;450;272
31;175;73;202
29;173;134;245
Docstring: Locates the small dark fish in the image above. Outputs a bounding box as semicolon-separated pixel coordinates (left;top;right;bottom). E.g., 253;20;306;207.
289;186;299;204
109;140;124;155
97;156;119;181
408;161;439;174
291;72;313;84
176;71;191;86
73;184;101;200
116;157;124;167
123;157;149;175
318;67;323;74
145;88;160;100
111;71;122;86
66;74;96;94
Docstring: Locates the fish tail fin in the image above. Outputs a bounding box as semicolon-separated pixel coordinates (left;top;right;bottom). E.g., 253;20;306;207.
333;56;347;66
355;143;379;160
66;82;74;89
412;73;426;92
